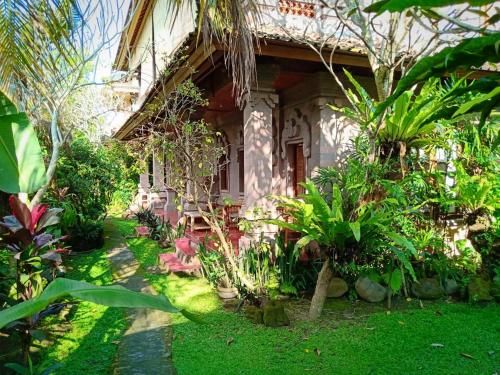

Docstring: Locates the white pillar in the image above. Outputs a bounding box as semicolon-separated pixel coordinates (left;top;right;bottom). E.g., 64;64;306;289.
310;97;358;175
152;150;165;188
137;172;150;208
149;150;167;214
241;90;278;217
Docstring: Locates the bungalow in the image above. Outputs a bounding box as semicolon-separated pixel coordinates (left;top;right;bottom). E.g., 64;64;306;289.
111;0;380;234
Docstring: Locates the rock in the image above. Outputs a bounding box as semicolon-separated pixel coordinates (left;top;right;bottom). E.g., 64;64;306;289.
244;305;263;324
412;278;444;300
468;277;493;302
355;277;386;303
444;279;458;295
263;301;290;327
327;277;348;298
468;215;491;232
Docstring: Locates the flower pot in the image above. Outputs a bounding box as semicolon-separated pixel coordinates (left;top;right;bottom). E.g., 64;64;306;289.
217;286;238;299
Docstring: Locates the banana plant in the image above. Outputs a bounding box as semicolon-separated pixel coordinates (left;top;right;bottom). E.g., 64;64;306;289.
0;277;194;330
0;90;46;194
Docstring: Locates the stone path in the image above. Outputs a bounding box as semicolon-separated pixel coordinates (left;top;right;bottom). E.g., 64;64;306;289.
104;220;175;375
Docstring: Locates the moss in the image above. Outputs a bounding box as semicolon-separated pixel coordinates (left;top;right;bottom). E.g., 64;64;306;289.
244;305;264;324
263;301;290;327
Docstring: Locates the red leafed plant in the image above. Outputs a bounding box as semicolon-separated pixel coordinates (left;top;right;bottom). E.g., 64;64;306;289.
0;195;67;302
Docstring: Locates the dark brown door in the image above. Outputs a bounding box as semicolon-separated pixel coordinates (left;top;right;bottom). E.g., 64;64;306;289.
238;149;244;194
293;144;305;196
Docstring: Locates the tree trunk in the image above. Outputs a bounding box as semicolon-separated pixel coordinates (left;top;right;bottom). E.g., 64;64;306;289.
199;206;255;292
30;110;60;208
308;257;333;320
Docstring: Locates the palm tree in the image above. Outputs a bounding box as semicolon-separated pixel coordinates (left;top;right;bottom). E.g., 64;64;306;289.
0;0;260;204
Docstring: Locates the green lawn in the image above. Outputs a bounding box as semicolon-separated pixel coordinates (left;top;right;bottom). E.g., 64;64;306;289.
39;236;127;374
114;217;500;375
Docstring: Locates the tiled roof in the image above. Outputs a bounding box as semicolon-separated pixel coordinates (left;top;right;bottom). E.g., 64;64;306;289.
257;26;369;54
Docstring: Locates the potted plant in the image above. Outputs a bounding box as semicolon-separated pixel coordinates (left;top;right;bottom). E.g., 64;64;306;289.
217;278;238;299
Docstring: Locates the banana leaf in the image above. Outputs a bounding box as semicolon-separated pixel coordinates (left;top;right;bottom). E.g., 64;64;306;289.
0;90;46;193
364;0;493;13
0;278;198;329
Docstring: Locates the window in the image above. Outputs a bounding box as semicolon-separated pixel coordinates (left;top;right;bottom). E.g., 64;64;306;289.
148;156;153;186
238;149;244;194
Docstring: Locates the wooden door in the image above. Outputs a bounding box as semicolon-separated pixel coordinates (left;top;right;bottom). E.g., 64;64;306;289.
293;144;305;196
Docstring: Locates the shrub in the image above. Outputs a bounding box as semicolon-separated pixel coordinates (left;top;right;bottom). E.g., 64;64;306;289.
66;219;105;252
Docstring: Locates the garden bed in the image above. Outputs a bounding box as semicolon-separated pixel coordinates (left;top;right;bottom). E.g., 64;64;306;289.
113;217;500;375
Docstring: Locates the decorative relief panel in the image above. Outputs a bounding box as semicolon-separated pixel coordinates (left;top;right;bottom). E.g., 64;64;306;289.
278;0;316;18
281;108;311;159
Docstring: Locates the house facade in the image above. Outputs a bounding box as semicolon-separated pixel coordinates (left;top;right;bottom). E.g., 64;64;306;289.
111;0;378;229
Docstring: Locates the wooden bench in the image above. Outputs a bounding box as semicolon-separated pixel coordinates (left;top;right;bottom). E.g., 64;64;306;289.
183;211;211;231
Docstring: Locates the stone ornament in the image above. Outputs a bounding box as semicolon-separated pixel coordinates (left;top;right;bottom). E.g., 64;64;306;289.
278;0;315;18
281;108;311;159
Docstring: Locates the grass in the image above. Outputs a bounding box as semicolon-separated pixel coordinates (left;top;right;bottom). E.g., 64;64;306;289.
116;217;500;374
38;235;127;374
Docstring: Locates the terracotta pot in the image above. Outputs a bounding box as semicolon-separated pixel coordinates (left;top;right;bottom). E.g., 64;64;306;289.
217;285;238;299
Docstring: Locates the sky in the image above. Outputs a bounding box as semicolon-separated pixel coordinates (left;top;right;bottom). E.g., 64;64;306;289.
80;0;131;80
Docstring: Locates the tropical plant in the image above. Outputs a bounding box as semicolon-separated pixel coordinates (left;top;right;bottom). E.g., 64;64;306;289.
0;195;67;363
366;0;500;123
152;221;186;248
267;179;417;319
66;218;105;252
198;241;232;289
134;207;163;241
453;163;499;223
274;234;309;296
240;236;276;297
48;135;121;220
0;91;46;194
0;196;66;301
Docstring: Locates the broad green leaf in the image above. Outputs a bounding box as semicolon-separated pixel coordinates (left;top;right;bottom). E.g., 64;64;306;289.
0;278;196;329
349;221;361;242
364;0;493;13
293;235;315;254
453;86;500;117
4;363;28;375
382;269;403;293
387;231;417;256
0;90;46;193
375;35;500;117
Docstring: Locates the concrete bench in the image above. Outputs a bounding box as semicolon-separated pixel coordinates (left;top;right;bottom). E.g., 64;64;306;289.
159;237;201;275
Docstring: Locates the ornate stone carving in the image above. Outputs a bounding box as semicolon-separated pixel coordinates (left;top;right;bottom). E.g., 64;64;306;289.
245;91;279;110
280;108;311;159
